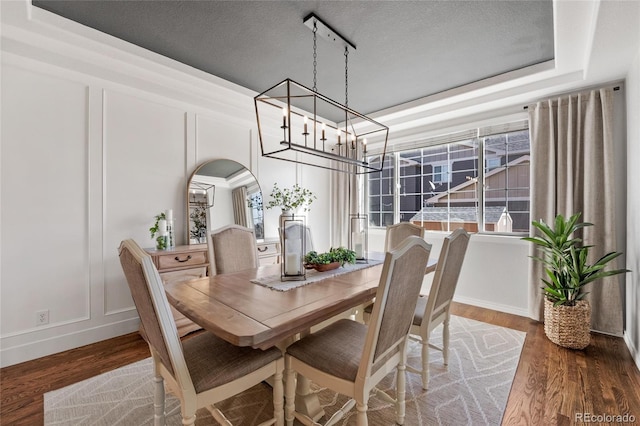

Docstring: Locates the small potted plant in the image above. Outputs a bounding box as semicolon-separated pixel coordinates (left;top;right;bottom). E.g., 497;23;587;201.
265;183;316;213
304;247;357;272
523;213;628;349
150;212;168;249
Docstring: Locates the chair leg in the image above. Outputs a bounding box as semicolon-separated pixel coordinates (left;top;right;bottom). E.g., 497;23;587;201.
396;360;406;425
284;357;296;426
182;412;197;426
420;338;429;390
443;317;450;365
152;374;165;426
355;402;368;426
273;367;285;426
180;393;199;426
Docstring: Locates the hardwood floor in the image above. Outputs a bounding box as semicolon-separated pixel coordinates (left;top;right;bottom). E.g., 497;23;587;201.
1;302;639;425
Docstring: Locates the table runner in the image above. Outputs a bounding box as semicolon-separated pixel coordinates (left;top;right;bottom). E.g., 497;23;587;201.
251;259;383;291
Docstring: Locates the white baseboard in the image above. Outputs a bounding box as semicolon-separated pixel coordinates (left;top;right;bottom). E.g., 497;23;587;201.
624;331;640;373
453;295;529;318
0;318;140;368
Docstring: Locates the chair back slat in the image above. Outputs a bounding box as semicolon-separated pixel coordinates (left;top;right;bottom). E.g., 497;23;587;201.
119;240;177;376
432;229;470;310
384;222;425;252
208;225;259;275
363;236;432;376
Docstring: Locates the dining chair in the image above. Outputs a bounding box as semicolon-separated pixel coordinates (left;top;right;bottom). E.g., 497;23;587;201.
408;228;470;390
356;221;426;322
284;236;432;426
384;221;425;252
208;224;260;275
119;239;284;426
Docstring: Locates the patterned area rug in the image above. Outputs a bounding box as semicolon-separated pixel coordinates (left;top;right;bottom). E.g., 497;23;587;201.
44;316;525;425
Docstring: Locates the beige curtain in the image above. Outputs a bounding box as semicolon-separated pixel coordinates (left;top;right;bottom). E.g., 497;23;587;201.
527;87;623;334
330;163;359;247
232;186;248;227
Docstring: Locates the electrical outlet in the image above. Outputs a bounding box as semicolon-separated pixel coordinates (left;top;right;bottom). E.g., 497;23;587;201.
36;310;49;325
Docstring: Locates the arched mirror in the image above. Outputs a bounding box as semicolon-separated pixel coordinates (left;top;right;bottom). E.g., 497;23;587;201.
186;159;264;244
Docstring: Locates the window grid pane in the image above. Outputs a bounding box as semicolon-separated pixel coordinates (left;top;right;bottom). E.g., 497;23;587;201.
483;129;530;233
368;153;395;227
367;126;529;235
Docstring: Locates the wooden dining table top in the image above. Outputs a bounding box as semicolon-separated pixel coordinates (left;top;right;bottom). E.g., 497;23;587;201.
164;262;385;350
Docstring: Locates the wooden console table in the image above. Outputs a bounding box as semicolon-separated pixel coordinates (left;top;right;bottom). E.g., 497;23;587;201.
145;244;209;336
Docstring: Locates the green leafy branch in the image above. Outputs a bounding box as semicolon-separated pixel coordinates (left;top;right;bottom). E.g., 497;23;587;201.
265;183;316;212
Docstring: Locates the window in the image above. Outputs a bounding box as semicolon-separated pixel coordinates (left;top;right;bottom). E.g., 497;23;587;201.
368;153;395;227
367;123;530;234
486;157;501;171
432;163;450;183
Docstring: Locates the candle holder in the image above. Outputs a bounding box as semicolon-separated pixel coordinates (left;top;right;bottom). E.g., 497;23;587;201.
349;213;368;261
280;211;306;281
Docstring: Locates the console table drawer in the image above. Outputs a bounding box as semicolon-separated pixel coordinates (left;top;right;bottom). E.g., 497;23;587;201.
257;242;279;256
157;250;207;270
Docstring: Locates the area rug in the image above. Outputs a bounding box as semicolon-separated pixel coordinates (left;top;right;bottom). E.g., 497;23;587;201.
44;316;525;425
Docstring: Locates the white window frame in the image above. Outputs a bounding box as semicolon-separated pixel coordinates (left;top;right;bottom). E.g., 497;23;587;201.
366;118;530;236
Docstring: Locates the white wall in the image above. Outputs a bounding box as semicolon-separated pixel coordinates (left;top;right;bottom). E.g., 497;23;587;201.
625;48;640;370
0;4;331;367
370;229;529;317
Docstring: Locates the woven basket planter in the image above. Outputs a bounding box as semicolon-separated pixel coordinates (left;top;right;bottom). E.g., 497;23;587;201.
543;298;591;349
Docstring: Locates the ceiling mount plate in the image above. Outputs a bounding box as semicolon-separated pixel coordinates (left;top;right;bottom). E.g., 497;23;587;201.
303;13;356;50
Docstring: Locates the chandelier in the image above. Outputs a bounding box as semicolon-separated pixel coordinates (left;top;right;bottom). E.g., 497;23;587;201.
254;13;388;174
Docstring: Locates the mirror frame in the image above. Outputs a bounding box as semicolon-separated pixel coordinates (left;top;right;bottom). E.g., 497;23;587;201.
186;159;264;245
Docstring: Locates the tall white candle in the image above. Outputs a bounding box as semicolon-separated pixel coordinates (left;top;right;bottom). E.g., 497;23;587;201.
165;209;173;222
158;219;167;236
286;253;300;275
355;243;363;259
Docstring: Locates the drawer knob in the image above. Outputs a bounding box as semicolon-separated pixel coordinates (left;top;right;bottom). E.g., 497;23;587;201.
174;255;192;263
257;247;268;252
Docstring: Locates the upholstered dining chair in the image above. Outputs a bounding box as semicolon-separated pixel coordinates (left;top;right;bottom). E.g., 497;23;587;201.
284;236;432;426
384;221;425;252
357;221;426;322
119;239;284;426
208;224;260;275
408;228;470;390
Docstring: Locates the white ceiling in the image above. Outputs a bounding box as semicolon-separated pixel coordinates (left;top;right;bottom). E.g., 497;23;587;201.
33;0;554;119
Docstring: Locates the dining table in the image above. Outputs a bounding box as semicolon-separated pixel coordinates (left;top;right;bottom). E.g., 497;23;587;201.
164;256;437;421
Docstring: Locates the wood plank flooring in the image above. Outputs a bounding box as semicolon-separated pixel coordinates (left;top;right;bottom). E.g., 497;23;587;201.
1;302;639;425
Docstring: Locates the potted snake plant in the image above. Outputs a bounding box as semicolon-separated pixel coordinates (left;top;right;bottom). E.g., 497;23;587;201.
523;213;628;349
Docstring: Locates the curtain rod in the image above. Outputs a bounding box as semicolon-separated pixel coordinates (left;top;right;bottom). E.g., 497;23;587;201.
523;85;620;110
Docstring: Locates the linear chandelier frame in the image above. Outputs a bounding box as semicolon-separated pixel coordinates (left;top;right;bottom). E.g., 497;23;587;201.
253;13;388;174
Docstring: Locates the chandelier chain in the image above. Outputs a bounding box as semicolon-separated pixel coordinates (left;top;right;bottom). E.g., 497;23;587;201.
312;20;318;92
344;46;349;109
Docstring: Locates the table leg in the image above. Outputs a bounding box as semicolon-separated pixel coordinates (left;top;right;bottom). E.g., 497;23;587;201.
294;373;325;422
280;331;325;422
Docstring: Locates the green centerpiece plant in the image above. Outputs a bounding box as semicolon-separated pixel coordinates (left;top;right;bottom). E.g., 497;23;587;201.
304;247;356;271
